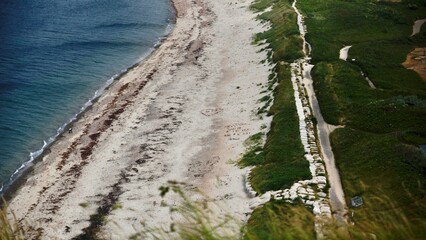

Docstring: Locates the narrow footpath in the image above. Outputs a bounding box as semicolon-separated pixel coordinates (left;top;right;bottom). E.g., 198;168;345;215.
292;0;348;226
247;1;349;237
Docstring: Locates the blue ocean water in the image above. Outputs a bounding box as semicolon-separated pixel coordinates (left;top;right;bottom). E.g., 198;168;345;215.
0;0;173;192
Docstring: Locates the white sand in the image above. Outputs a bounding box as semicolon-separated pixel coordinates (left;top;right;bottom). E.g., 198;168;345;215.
339;46;352;61
411;18;426;36
7;0;271;238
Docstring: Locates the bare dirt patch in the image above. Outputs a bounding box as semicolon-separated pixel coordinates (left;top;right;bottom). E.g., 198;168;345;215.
402;47;426;80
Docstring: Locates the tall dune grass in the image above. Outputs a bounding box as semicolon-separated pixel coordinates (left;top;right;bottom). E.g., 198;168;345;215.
0;200;24;240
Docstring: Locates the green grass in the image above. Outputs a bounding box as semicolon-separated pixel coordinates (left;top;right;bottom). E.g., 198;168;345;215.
250;64;310;193
254;0;304;63
79;202;89;208
299;0;426;63
244;201;315;240
112;203;122;210
241;64;311;194
398;130;426;146
301;0;426;133
240;1;316;237
331;128;426;239
350;41;426;91
243;0;310;195
311;61;426;133
240;133;265;167
296;0;426;237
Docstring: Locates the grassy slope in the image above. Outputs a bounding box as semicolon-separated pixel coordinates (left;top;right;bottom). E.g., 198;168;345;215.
242;0;316;238
248;63;311;193
331;128;426;239
241;0;310;195
244;201;315;240
297;0;426;238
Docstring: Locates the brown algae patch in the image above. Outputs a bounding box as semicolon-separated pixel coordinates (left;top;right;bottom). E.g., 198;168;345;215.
402;47;426;80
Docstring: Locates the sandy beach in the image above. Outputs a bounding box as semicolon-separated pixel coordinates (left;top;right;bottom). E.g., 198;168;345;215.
6;0;271;238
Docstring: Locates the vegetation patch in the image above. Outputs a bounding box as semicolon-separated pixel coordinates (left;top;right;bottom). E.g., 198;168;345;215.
240;133;265;167
239;0;316;237
79;202;89;208
311;60;426;132
249;64;310;193
244;0;310;195
244;200;315;240
331;128;426;239
296;0;426;236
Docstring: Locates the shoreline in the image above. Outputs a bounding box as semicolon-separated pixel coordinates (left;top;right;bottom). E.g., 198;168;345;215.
0;2;177;203
1;62;146;203
7;0;271;238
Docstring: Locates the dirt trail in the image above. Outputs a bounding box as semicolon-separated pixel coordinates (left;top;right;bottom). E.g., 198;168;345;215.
339;46;352;61
411;18;426;36
292;0;348;226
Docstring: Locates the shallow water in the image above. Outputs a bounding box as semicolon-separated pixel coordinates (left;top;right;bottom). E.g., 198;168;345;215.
0;0;173;191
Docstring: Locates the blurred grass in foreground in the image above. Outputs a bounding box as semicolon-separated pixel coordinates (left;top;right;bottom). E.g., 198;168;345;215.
1;200;24;240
